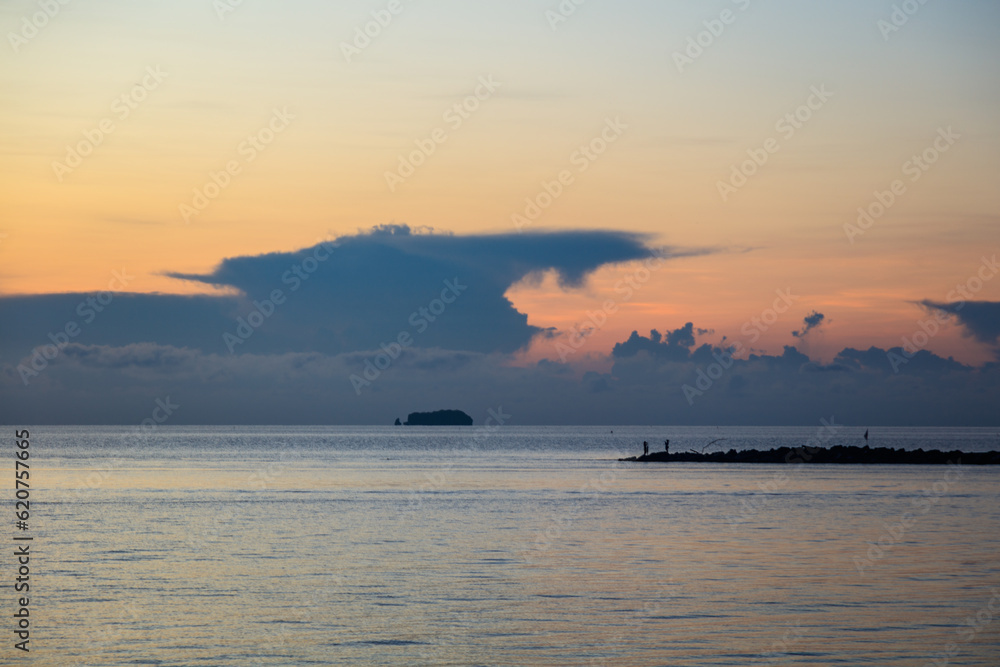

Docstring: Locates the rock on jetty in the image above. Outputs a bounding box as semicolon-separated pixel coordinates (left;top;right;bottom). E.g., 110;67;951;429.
619;445;1000;465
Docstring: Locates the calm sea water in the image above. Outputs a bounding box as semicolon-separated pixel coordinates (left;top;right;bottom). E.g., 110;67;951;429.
20;426;1000;665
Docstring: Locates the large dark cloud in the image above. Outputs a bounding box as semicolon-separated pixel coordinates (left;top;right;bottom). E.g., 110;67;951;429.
0;226;661;362
4;237;999;425
921;300;1000;350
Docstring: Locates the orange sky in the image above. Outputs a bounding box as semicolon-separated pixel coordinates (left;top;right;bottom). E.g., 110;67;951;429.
2;0;998;366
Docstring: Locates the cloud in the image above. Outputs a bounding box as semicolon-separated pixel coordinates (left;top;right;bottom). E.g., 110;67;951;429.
169;224;657;292
834;346;968;376
611;323;709;362
792;311;825;338
609;336;997;425
920;300;1000;349
3;335;998;425
0;226;664;361
3;228;997;426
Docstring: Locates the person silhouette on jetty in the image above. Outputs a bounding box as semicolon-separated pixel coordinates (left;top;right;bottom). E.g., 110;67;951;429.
643;441;648;456
664;440;670;454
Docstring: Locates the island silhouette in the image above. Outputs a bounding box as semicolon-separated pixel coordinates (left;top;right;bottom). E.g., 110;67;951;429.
400;410;473;426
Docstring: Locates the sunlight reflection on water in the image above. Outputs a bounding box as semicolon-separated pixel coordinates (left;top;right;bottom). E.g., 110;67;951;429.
30;426;1000;665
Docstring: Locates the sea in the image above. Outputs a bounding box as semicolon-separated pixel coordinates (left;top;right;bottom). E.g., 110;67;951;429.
17;425;1000;666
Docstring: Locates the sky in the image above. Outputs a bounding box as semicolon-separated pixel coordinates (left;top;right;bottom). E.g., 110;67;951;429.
1;0;998;425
